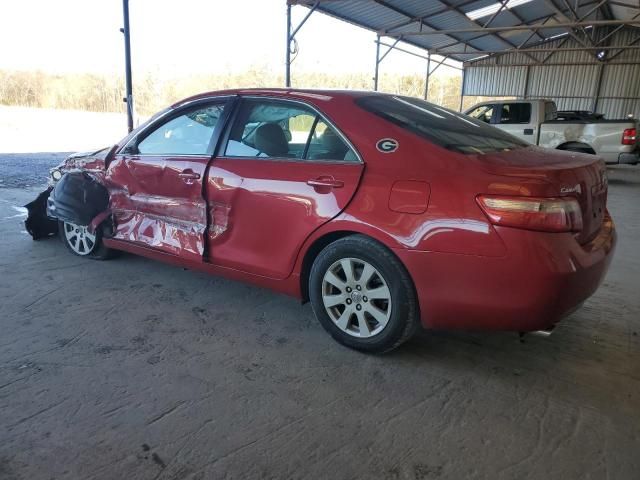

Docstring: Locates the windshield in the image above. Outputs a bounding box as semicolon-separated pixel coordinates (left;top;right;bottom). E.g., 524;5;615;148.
356;95;528;154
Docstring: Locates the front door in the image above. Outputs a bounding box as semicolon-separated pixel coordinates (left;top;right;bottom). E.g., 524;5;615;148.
107;99;229;262
206;97;364;279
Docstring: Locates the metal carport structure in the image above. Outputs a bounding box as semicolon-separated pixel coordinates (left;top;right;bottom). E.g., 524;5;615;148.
118;0;640;131
285;0;640;117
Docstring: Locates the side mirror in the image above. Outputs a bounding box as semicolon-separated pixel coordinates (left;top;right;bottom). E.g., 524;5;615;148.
122;143;139;155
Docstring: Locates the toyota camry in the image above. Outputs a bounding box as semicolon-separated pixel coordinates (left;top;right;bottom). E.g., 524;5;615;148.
29;89;616;353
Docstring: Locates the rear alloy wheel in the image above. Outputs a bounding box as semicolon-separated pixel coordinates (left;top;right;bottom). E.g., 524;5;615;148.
322;258;392;338
58;221;113;260
310;235;419;353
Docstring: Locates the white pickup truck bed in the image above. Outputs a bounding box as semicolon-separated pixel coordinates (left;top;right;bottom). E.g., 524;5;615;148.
465;99;639;165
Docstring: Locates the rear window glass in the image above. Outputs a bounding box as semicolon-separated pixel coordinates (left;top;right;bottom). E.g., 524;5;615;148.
499;103;531;124
544;102;558;121
356;95;527;154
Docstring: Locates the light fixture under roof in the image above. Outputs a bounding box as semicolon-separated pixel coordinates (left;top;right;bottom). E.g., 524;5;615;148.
466;0;535;21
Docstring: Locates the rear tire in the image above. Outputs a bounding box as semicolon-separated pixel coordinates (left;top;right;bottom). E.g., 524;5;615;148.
309;235;420;353
58;221;113;260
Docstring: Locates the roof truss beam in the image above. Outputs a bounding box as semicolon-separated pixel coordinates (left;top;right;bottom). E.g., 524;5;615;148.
292;0;640;63
371;0;515;60
432;13;556;54
447;44;640;55
543;0;598;57
477;0;613;64
383;19;640;37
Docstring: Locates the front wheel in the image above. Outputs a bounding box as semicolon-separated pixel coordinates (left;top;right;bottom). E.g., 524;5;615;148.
59;221;113;260
309;235;420;353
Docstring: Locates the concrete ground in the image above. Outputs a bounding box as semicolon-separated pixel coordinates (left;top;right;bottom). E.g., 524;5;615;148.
1;163;639;480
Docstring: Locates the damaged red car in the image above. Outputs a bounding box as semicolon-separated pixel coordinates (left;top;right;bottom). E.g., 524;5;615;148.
31;89;616;353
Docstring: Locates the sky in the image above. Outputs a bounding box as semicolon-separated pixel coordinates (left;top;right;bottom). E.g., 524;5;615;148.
0;0;460;78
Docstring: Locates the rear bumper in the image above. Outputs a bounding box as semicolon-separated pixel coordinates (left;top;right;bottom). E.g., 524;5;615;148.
617;151;639;165
604;150;639;165
395;213;616;332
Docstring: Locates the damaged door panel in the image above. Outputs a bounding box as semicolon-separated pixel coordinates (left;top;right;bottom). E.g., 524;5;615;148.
105;156;209;261
206;161;363;279
103;99;230;262
206;97;364;279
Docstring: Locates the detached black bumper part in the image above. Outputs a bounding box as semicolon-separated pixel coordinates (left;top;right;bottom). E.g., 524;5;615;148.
24;187;58;240
46;172;109;226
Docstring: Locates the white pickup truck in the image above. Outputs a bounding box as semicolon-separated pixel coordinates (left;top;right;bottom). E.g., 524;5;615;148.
465;99;639;165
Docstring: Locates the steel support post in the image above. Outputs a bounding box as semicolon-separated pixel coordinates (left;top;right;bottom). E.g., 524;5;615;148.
285;2;318;88
374;36;381;91
459;67;466;112
285;3;292;87
592;63;606;113
122;0;133;132
424;52;431;100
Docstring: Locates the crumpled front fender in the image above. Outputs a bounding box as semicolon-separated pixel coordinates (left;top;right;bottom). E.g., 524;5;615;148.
46;172;109;226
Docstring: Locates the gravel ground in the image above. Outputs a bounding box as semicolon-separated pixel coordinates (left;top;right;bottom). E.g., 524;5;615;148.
0;105;129;189
0;152;71;188
0;163;639;479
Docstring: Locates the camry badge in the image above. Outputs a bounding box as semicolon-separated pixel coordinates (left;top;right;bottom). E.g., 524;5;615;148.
560;185;582;194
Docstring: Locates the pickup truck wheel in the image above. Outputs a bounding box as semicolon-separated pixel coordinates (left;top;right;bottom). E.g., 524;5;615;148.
309;235;420;354
564;147;593;154
59;221;113;260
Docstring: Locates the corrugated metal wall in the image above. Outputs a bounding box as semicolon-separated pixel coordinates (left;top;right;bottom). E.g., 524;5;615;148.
462;27;640;119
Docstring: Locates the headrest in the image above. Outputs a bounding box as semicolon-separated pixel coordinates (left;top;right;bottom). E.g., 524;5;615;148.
321;128;345;151
254;123;288;157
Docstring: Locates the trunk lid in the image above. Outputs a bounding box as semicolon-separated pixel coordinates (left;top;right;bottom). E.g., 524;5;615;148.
476;146;607;244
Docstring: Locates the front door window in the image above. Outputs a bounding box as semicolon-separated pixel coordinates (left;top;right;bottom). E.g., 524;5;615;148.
137;104;225;155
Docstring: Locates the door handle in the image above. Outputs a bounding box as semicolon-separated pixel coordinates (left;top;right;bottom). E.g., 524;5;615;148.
179;171;201;180
306;178;344;189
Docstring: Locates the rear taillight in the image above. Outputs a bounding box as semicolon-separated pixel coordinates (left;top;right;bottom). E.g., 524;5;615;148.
622;128;637;145
477;195;583;233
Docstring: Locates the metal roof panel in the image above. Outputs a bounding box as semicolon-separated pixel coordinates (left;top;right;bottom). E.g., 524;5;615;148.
296;0;639;62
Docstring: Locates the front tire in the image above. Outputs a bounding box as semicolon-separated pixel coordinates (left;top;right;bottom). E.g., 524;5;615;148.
309;235;420;353
58;221;113;260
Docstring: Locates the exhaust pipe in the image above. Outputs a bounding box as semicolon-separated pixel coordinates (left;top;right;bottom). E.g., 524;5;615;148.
519;326;555;341
530;328;554;338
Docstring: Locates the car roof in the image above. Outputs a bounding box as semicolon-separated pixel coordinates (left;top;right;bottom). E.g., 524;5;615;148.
172;88;382;109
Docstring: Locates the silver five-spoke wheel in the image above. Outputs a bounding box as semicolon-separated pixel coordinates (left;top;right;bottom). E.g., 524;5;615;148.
321;257;392;338
63;221;96;256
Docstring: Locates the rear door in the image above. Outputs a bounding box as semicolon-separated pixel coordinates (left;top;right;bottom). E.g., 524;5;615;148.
107;98;231;262
205;96;363;279
495;102;536;144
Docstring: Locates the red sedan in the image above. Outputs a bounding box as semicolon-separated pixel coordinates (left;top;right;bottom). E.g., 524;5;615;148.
41;89;616;353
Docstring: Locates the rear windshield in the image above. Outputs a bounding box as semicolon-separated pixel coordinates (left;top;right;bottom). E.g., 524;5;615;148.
356;95;528;154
